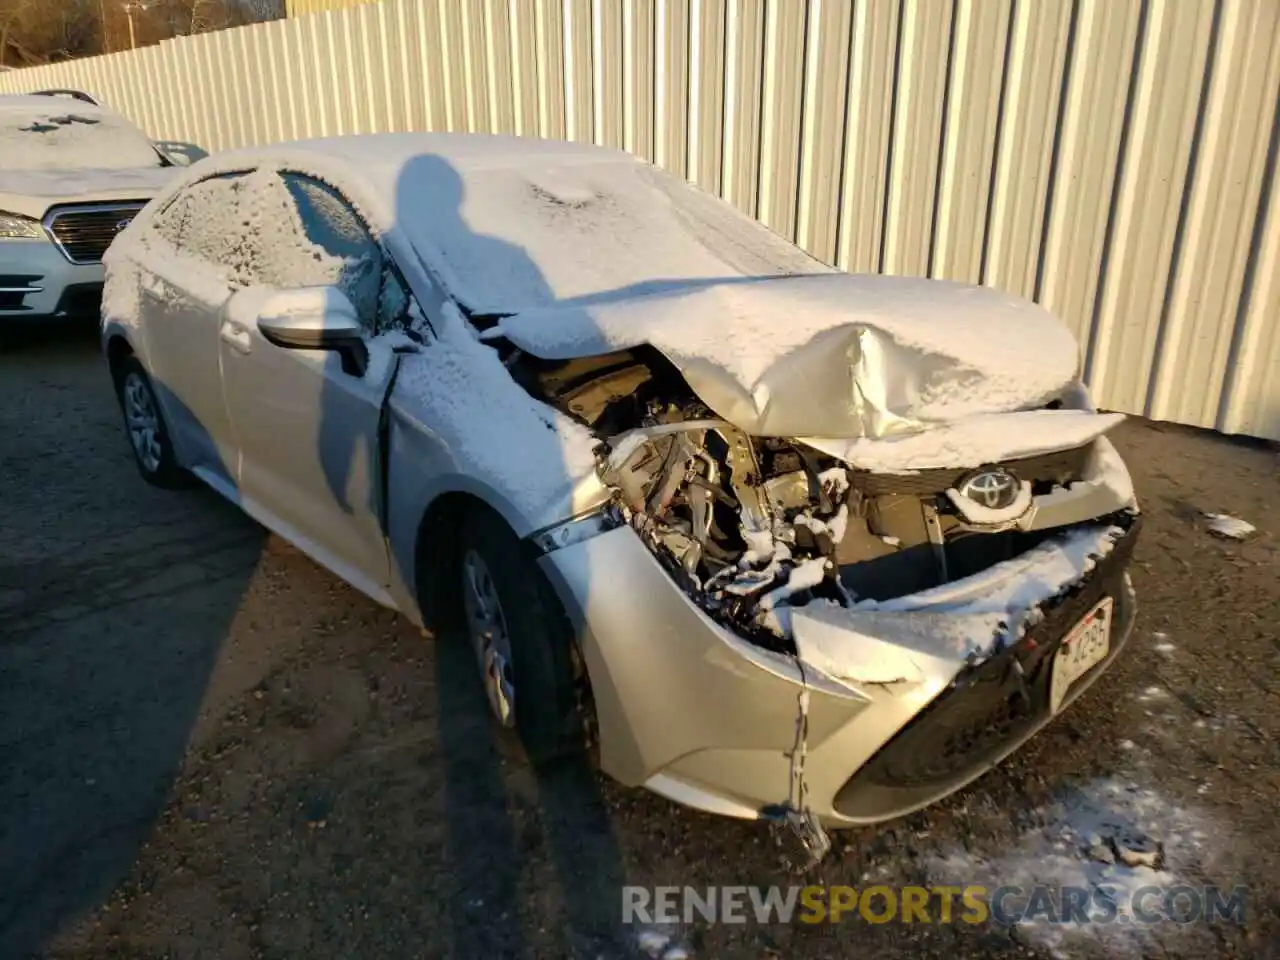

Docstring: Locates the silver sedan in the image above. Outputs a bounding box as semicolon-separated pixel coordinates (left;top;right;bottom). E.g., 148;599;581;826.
102;133;1139;855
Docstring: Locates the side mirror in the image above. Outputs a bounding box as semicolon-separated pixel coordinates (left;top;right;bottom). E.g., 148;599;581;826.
257;286;369;377
153;141;209;167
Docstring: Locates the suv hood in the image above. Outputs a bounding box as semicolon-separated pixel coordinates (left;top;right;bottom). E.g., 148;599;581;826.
0;166;175;219
484;273;1083;446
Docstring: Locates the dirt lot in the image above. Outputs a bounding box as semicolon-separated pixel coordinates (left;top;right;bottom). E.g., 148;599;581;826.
1;325;1277;960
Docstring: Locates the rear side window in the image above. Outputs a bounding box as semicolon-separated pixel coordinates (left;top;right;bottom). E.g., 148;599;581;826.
153;172;258;287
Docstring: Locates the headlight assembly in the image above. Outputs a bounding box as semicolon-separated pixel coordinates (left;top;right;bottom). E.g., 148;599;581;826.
0;212;44;240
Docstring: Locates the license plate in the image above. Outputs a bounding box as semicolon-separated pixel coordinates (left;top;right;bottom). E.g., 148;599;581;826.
1049;596;1114;714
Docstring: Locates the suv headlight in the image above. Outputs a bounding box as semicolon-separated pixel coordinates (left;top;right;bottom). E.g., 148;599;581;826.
0;211;44;240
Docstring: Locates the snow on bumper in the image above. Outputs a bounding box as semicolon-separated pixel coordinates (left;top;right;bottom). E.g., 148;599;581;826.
793;519;1131;689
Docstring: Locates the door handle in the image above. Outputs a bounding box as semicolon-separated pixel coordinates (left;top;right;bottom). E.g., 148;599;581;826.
220;323;252;354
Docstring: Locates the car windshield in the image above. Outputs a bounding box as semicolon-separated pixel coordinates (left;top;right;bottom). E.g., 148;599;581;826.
0;105;162;171
402;158;827;313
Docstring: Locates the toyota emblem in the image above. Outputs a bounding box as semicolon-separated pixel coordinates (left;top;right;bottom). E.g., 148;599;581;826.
955;467;1020;510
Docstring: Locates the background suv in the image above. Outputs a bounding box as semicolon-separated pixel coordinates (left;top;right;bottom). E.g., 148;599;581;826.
0;90;196;326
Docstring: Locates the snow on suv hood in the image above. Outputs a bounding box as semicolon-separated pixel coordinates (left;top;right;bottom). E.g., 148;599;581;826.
0;166;176;219
487;273;1084;444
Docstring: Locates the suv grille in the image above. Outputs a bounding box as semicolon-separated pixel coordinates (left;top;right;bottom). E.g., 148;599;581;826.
44;204;146;265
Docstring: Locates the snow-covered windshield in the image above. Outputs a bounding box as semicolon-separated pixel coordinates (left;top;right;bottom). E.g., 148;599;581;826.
403;158;827;312
0;104;162;171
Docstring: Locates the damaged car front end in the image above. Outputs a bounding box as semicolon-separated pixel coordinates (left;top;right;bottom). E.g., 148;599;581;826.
491;275;1140;839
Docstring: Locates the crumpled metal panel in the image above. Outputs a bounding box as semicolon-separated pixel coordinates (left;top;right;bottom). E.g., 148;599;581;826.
674;323;960;440
492;273;1082;441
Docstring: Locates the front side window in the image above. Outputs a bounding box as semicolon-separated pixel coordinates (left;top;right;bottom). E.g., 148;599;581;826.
154;168;413;334
257;172;384;331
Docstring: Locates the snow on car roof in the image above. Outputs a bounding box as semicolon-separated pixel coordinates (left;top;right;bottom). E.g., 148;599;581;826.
0;95;162;171
193;133;828;314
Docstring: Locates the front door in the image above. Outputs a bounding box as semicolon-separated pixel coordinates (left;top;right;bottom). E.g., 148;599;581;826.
217;170;398;601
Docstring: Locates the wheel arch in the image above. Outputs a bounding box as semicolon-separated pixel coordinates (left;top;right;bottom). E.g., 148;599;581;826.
104;331;135;385
411;490;517;633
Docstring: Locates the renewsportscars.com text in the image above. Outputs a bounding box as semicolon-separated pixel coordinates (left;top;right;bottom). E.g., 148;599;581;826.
622;884;1248;926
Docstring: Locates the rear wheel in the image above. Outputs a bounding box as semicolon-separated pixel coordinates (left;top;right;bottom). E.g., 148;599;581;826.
113;356;192;489
456;508;589;766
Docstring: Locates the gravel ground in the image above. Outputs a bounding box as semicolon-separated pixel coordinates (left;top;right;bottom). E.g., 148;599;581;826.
1;325;1277;960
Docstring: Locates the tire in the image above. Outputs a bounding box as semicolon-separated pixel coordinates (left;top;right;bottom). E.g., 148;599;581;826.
456;508;588;766
113;356;192;490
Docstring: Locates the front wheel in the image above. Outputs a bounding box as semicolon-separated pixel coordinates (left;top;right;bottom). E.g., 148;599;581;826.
458;508;590;766
114;357;192;489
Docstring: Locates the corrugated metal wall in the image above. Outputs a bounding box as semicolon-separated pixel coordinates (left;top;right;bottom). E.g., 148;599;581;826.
3;0;1277;440
286;0;377;16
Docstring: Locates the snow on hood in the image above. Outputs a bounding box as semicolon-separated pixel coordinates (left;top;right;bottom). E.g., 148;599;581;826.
487;273;1082;441
0;166;176;219
0;99;161;170
0;98;171;218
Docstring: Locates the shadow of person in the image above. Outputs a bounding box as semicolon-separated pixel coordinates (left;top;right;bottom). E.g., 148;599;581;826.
404;152;632;959
0;338;264;956
310;150;632;957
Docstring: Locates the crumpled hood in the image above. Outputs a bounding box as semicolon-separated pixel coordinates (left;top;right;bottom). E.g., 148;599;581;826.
0;166;175;219
486;273;1082;441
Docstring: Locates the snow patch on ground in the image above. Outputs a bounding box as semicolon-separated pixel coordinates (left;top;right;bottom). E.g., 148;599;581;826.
927;779;1226;959
1203;512;1256;540
634;926;691;959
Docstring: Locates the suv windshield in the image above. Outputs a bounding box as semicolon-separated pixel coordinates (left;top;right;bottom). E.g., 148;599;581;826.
0;104;162;171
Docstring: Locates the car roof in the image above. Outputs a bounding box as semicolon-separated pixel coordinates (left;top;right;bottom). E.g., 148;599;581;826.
0;95;124;122
242;132;639;204
175;132;822;314
269;131;629;169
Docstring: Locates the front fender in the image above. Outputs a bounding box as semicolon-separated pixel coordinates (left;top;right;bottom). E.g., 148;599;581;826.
383;405;573;624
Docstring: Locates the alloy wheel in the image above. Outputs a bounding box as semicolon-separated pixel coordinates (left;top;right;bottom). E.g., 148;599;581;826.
461;548;517;728
123;371;162;473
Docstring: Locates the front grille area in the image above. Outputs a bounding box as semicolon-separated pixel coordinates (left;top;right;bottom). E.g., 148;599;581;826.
44;203;146;264
832;513;1141;821
851;444;1092;497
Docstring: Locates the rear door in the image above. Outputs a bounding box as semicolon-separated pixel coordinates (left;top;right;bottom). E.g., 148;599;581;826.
135;172;254;487
217;170;408;601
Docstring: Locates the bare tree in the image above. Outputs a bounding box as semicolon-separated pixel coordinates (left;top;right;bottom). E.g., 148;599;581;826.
0;0;284;65
1;0;99;67
238;0;285;22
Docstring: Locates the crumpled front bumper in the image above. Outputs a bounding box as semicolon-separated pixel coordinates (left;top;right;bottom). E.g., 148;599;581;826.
537;513;1139;826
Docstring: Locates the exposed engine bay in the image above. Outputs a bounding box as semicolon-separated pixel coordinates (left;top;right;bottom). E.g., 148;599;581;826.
504;342;1108;656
